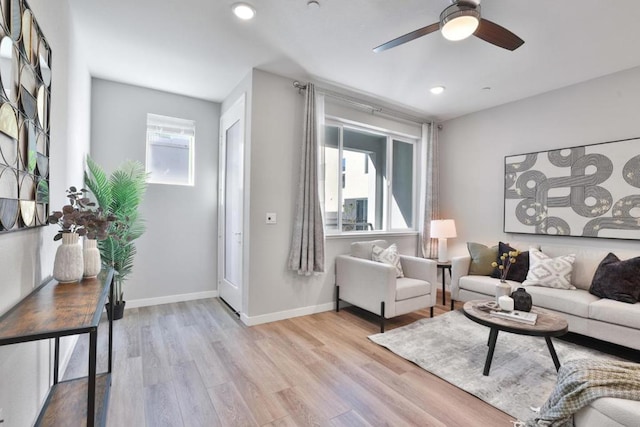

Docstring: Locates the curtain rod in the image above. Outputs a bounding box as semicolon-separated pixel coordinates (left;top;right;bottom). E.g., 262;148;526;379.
292;81;428;125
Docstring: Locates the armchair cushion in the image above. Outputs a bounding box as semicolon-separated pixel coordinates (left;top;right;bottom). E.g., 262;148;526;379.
372;243;404;278
351;239;388;259
396;278;431;301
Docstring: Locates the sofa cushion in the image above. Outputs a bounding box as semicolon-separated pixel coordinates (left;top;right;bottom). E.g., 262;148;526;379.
539;245;613;290
372;243;404;278
395;278;430;301
459;275;520;297
467;242;498;275
588;397;640;427
351;239;388;260
589;253;640;304
524;287;598;318
523;247;576;290
490;242;529;282
589;298;640;329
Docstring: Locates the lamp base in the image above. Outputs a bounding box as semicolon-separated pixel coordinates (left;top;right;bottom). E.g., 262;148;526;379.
437;238;449;263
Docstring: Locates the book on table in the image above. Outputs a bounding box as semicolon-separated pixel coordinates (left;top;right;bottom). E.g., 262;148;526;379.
489;309;538;325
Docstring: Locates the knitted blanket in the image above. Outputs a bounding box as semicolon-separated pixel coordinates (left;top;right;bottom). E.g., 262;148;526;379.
526;359;640;427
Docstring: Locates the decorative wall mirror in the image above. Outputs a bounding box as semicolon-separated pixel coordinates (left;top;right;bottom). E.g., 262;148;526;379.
0;0;51;233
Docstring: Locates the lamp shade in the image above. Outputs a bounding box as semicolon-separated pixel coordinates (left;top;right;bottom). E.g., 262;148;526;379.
430;219;457;239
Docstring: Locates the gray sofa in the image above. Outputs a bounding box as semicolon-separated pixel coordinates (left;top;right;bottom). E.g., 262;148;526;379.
451;243;640;351
450;243;640;426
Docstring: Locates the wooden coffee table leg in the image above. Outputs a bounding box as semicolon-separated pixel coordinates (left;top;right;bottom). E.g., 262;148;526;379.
483;328;499;376
545;336;561;371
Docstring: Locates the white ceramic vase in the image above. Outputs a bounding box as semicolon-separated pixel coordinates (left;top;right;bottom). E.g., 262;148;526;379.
495;280;511;304
53;232;84;283
83;238;101;278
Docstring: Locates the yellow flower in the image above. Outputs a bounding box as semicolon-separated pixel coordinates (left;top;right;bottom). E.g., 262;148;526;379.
498;265;504;270
491;262;498;267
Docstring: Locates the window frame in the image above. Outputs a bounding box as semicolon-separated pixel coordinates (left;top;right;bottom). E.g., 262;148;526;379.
145;113;196;187
323;117;419;236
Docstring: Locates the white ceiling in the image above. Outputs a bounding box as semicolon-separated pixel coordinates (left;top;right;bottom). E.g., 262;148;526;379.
67;0;640;121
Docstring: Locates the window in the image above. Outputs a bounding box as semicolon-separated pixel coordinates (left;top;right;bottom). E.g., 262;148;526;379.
323;121;417;234
145;113;195;186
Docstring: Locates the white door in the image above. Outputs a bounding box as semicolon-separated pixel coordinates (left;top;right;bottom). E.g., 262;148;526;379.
218;95;245;313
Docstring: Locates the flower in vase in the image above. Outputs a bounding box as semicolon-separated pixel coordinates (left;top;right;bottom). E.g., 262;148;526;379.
491;250;520;281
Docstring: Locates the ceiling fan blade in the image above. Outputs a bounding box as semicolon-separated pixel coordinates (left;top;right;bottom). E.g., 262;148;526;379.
373;22;440;53
474;18;524;51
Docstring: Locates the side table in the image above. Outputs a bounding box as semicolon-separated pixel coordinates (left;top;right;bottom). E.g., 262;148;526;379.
436;261;452;306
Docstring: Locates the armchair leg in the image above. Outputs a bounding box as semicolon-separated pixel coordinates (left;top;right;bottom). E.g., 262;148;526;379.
336;286;340;312
430;307;434;318
380;301;385;333
451;299;454;311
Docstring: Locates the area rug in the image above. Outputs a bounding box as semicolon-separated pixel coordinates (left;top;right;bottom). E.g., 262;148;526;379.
369;310;620;422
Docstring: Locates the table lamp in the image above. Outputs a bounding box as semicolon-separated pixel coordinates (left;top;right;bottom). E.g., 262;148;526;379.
430;219;457;262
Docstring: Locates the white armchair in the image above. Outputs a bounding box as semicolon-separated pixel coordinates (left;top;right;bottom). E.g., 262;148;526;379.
335;240;437;332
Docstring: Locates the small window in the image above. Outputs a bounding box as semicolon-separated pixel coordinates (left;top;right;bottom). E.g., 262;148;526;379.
146;113;195;186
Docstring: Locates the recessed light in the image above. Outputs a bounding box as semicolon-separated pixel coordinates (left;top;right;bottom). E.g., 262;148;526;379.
430;86;445;95
232;3;256;20
307;0;320;8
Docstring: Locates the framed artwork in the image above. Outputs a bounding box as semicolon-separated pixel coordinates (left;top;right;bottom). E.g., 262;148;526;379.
0;0;51;234
504;137;640;240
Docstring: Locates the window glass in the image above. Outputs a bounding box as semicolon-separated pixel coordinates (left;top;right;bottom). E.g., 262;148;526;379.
323;121;416;234
392;139;414;229
146;114;195;186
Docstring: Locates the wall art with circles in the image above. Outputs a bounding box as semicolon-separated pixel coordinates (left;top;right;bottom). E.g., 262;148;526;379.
504;137;640;240
0;0;51;234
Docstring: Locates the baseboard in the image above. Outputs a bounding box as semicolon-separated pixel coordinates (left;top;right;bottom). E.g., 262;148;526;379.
240;301;335;326
126;290;218;309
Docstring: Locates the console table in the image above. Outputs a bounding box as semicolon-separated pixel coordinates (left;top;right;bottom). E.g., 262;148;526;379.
0;269;115;427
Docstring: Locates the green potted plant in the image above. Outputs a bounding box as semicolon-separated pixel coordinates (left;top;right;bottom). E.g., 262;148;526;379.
84;156;147;320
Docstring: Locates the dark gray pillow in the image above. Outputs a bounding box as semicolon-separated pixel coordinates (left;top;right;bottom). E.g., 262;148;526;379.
467;242;498;275
491;242;529;283
589;253;640;304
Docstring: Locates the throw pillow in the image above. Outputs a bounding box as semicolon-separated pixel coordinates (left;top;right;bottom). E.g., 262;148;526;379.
467;242;499;275
523;247;576;290
372;243;404;278
589;253;640;304
491;242;529;282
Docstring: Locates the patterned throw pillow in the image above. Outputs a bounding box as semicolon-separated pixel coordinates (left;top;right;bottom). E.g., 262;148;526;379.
372;243;404;278
523;247;576;289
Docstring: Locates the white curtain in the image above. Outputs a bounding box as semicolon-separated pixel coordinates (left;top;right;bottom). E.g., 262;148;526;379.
419;122;439;258
288;83;325;275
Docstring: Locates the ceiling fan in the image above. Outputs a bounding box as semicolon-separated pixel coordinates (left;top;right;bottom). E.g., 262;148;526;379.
373;0;524;53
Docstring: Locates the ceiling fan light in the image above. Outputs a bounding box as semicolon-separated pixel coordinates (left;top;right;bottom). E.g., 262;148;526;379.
440;4;480;41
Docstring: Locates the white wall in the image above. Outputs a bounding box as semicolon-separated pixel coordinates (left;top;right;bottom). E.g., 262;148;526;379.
439;66;640;257
240;69;419;323
0;1;91;425
89;79;220;305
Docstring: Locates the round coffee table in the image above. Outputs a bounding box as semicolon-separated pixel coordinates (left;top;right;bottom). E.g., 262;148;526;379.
463;300;569;376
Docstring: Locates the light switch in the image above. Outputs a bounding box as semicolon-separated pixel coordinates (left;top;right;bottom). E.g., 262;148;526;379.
266;212;277;224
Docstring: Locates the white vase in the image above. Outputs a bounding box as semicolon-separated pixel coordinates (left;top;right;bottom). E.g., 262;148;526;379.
53;232;84;283
83;238;101;278
495;280;511;304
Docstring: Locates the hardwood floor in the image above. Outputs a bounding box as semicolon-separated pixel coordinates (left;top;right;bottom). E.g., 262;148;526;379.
64;291;514;426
